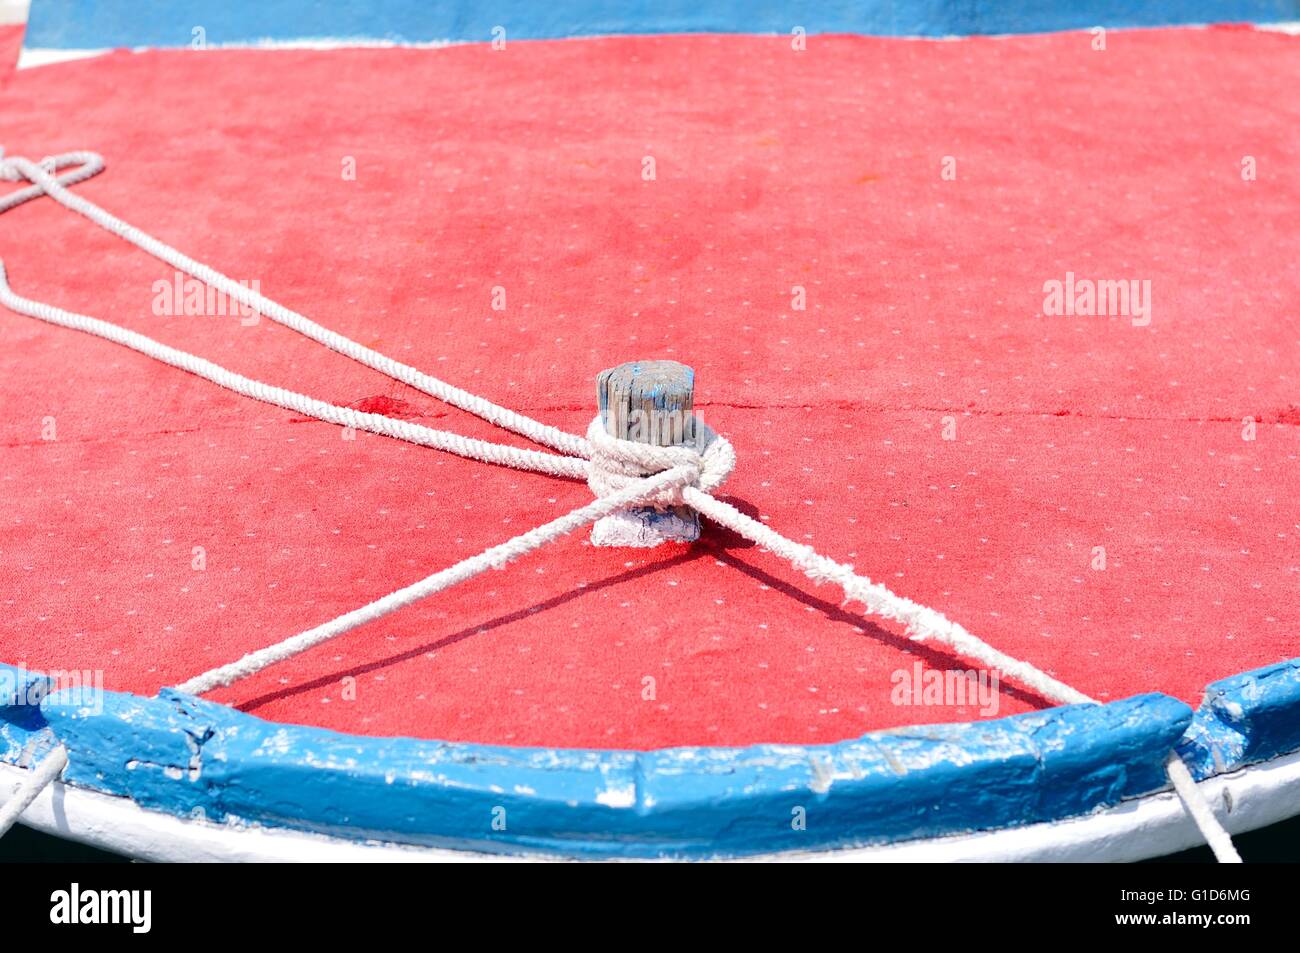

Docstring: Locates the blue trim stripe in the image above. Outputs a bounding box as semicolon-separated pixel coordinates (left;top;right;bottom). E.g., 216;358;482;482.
0;662;1191;857
4;659;1297;856
23;0;1300;51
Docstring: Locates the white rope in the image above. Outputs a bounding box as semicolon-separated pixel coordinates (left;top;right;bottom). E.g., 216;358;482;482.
682;487;1096;706
679;489;1240;861
175;463;700;695
0;262;587;480
0;746;68;838
1164;753;1243;863
175;422;734;694
0;148;1239;861
586;415;735;504
0;150;105;214
0;152;589;459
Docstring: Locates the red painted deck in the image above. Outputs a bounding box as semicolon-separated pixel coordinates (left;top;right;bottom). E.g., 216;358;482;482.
1;28;1296;749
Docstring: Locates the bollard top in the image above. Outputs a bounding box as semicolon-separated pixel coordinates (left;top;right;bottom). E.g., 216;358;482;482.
596;360;695;448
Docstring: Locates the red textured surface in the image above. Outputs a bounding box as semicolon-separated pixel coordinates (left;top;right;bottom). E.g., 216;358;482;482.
0;24;22;80
1;29;1297;750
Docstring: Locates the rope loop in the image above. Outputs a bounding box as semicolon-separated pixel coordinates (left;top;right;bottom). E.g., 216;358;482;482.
586;415;735;507
0;151;105;214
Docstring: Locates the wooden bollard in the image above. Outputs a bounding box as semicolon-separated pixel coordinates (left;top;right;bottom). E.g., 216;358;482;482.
591;360;700;547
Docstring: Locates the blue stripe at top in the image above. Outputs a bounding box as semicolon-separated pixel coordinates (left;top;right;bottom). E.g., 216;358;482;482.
23;0;1300;51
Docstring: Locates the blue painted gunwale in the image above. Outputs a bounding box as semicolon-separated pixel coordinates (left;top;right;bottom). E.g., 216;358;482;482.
0;666;61;768
1178;658;1300;780
4;658;1299;857
23;0;1300;53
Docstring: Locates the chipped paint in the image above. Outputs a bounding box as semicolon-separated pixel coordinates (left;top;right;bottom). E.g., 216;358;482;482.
594;784;637;809
1177;657;1300;780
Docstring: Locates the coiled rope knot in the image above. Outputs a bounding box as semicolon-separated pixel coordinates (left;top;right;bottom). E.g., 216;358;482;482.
585;415;735;508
